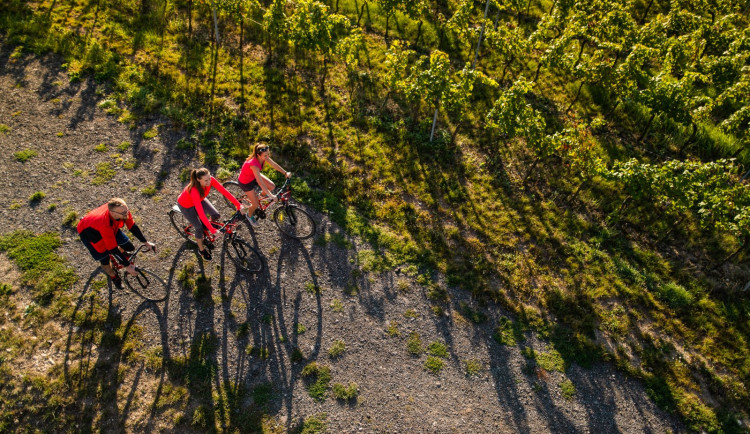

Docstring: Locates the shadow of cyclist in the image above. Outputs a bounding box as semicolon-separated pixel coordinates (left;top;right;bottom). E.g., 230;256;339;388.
63;267;171;431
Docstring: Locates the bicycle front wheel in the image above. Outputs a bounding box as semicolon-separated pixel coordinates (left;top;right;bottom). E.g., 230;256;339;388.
124;267;169;302
226;236;263;274
169;209;196;242
273;205;316;240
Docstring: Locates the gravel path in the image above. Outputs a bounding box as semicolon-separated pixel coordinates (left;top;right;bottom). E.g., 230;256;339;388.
0;44;685;433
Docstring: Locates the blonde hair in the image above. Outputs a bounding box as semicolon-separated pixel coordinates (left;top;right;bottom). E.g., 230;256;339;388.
107;198;127;211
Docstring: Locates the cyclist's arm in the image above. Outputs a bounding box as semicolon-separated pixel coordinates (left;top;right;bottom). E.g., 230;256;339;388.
127;223;148;243
251;166;274;196
191;187;218;234
123;212;151;247
211;177;242;210
266;157;290;178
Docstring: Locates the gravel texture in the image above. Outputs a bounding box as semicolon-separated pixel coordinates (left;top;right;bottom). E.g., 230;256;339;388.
0;45;686;433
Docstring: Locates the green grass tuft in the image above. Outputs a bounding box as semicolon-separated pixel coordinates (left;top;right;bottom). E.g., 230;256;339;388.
332;382;358;401
427;341;448;358
13;149;36;162
301;362;332;401
328;340;346;358
560;379;576;400
407;332;423;355
91;162;115;185
28;191;45;203
424;356;445;374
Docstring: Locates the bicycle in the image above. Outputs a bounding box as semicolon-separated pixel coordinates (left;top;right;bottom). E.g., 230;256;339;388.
110;244;169;302
221;177;316;240
168;207;264;274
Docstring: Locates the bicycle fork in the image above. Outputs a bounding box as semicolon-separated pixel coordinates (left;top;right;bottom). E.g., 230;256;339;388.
228;235;251;259
129;267;152;289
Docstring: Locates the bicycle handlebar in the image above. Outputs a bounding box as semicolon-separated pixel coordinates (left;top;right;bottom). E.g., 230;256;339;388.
275;176;292;195
129;243;156;262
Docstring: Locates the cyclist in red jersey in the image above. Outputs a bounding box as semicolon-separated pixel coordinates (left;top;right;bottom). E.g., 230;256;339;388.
78;198;155;289
237;142;291;226
177;167;245;261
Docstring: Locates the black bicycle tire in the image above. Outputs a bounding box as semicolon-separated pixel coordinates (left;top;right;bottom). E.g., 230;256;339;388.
273;205;316;240
124;267;169;302
169;209;195;242
226;236;264;273
221;181;246;215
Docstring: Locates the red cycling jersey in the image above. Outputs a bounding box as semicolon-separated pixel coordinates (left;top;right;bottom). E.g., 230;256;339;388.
177;176;241;234
77;203;136;254
238;157;264;184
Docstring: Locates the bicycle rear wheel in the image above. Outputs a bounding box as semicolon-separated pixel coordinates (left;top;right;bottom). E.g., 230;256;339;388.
226;236;263;273
220;181;246;217
169;209;196;242
124;267;169;302
273;205;316;240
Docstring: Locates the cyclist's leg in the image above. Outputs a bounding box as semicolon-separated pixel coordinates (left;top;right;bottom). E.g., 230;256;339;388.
99;256;115;277
79;233;116;277
257;173;276;193
116;229;135;253
239;179;261;215
202;198;221;222
178;204;208;251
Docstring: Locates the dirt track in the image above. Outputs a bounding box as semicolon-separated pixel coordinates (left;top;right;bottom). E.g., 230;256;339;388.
0;44;685;432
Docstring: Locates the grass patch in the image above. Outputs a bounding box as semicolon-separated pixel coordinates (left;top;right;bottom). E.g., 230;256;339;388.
298;413;327;433
193;275;211;299
62;211;78;227
332;382;358;401
0;124;10;134
560;379;576;400
464;359;482;377
493;317;525;346
328;340;346;358
427;341;449;358
305;281;321;294
246;345;271;359
143;127;159;139
316;232;353;249
291;347;305;363
28;191;45;203
141;185;158;197
91;162;116;185
459;301;486;323
13;149;36;162
386;320;400;337
424;356;445;374
0;231;77;305
252;382;274;410
403;308;419;319
330;298;344;312
94;143;107;152
301;362;332;401
236;322;249;338
407;332;423;355
522;347;567;373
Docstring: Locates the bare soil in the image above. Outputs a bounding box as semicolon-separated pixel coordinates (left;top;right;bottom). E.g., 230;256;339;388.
0;46;686;433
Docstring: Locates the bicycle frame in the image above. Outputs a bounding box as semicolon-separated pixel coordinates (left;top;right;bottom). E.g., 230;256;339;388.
254;178;292;219
205;211;244;242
